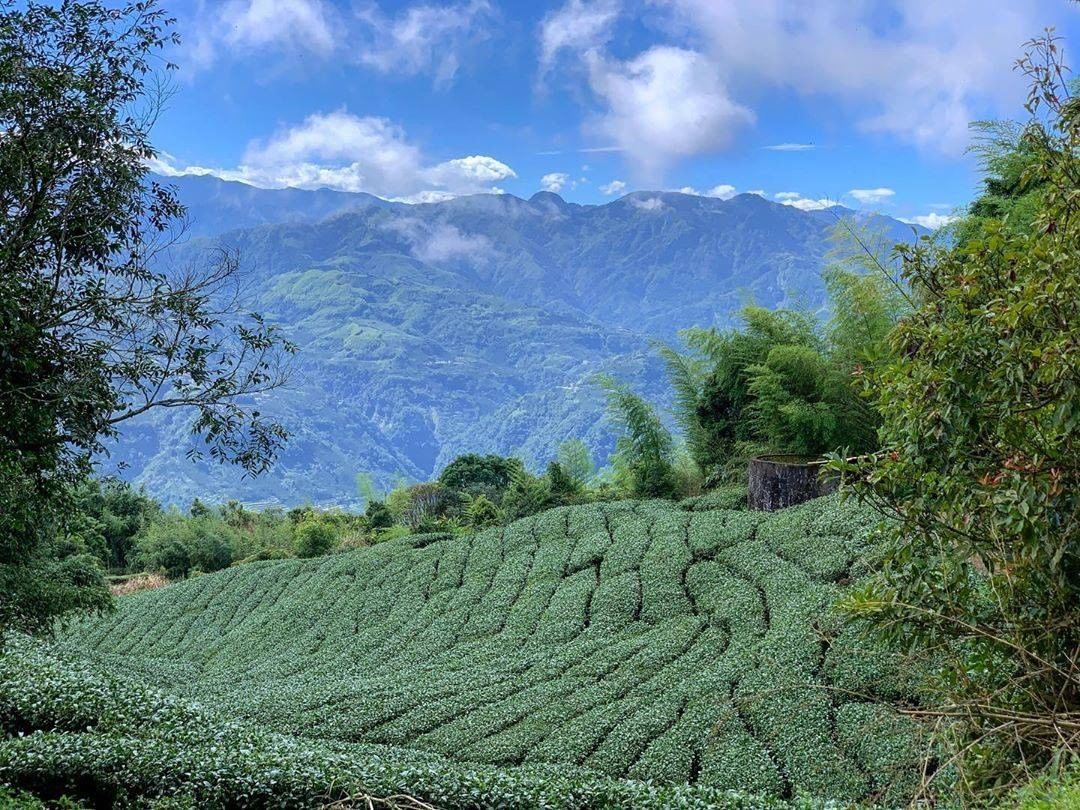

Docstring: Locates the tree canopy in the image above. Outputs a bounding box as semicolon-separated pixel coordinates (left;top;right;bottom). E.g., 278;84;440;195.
0;0;294;634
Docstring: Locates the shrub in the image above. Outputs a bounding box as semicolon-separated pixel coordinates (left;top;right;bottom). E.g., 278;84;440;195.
295;521;337;558
133;515;240;579
365;500;394;529
55;495;928;804
439;454;523;501
834;33;1080;798
464;495;501;528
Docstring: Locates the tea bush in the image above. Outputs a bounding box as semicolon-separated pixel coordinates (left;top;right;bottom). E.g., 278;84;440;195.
32;495;926;805
3;635;902;810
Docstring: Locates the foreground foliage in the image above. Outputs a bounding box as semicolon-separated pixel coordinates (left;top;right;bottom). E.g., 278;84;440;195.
1;636;880;810
45;496;928;805
834;32;1080;798
0;0;292;634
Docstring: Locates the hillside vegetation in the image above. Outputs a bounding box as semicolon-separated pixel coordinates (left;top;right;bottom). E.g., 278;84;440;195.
10;495;928;807
112;177;922;508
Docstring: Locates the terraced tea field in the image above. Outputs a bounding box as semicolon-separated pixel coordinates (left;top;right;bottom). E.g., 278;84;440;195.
1;495;926;807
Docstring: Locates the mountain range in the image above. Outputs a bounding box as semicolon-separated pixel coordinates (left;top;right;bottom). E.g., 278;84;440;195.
106;175;922;507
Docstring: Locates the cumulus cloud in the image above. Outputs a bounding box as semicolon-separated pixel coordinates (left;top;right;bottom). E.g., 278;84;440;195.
153;111;516;202
585;46;754;180
541;0;1056;177
600;179;627;195
660;0;1051;156
901;212;959;229
705;184;736;199
538;0;620;74
775;191;835;211
848;187;896;205
541;172;572;192
426;155;518;188
354;0;495;86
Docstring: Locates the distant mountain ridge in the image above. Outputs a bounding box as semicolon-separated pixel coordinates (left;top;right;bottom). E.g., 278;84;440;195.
107;175;923;507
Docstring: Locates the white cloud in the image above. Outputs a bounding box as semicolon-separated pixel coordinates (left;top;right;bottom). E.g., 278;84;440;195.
225;0;336;51
426;155;517;188
539;0;620;74
354;0;494;86
658;184;739;199
185;0;339;71
629;196;665;211
901;212;959;229
775;191;835;211
848;187;896;205
386;219;495;263
660;0;1052;156
542;0;1057;170
705;183;736;199
600;179;627;195
145;153;184;177
154;111;516;202
541;172;572;192
746;189;766;197
185;0;491;84
585;46;754;179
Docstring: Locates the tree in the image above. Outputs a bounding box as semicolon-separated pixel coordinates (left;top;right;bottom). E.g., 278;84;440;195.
670;308;821;471
69;477;161;570
746;344;845;455
556;438;595;487
463;494;500;529
954;120;1047;242
500;467;554;522
364;500;394;530
546;460;582;504
133;511;240;578
400;482;459;531
658;293;890;475
438;453;523;501
835;31;1080;798
598;375;677;498
0;1;294;634
295;521;336;559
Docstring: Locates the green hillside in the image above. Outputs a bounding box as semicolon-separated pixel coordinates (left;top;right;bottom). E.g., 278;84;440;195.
11;495;928;807
110;180;924;509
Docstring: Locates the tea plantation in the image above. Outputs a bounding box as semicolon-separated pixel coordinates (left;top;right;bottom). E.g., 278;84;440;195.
1;495;927;807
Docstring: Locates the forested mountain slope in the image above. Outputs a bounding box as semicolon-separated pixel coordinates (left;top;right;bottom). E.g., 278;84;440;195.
109;177;922;507
52;495;923;805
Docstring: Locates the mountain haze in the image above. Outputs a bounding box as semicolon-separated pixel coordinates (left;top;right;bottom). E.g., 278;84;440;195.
109;175;922;507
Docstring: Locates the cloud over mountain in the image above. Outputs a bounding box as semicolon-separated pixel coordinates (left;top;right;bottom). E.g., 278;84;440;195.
152;111;516;201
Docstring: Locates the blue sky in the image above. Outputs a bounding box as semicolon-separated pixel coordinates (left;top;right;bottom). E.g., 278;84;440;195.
149;0;1080;227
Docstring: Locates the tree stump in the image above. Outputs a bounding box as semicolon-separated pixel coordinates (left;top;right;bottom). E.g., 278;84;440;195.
747;455;837;511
